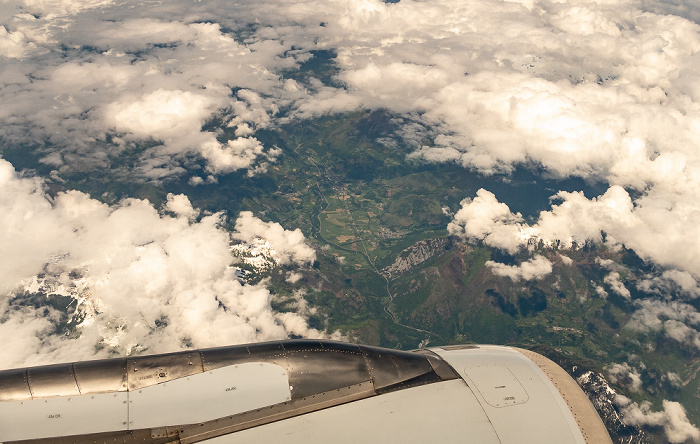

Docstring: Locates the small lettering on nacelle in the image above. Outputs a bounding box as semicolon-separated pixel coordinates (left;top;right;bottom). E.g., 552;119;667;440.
47;414;61;419
225;387;237;392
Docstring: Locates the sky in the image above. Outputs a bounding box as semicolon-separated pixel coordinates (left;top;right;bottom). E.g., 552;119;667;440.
2;0;700;440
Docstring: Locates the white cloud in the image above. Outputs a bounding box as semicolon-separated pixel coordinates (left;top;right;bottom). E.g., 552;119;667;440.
200;137;267;175
233;211;316;267
0;1;699;427
662;320;700;348
665;372;683;388
1;0;699;181
604;272;631;299
595;285;608;299
448;189;524;253
10;0;114;19
638;269;700;299
286;272;303;284
105;89;215;139
309;0;700;289
596;258;628;273
617;395;700;443
486;255;553;282
606;362;643;392
0;158;325;368
0;12;296;179
627;299;700;349
2;0;699;216
164;193;199;221
559;254;573;266
663;270;700;296
450;186;700;279
102;87;274;176
0;25;34;57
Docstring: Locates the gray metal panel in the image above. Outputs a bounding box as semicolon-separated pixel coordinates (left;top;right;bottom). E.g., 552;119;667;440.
282;351;370;398
7;429;174;444
0;340;459;418
440;344;480;350
359;344;434;389
28;364;80;398
413;349;460;380
201;341;439;399
73;359;128;394
0;368;31;401
280;340;330;353
127;351;203;390
248;341;286;354
200;345;252;372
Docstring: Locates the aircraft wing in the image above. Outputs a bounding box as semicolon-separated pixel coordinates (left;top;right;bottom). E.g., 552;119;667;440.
0;340;611;443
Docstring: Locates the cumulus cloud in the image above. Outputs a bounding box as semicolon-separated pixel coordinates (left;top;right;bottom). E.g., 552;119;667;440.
2;0;700;176
0;25;34;57
0;0;699;426
665;372;683;388
0;158;324;368
638;270;700;299
6;0;114;19
302;0;699;186
0;9;298;179
616;395;700;443
604;272;631;299
450;186;700;280
105;89;214;139
627;299;700;349
606;362;643;392
3;0;700;241
595;285;609;299
559;254;573;266
486;255;553;282
448;189;524;253
286;272;303;284
233;211;316;267
163;193;200;221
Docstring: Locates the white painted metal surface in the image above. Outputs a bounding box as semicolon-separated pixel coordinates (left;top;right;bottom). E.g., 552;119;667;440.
0;392;127;442
433;345;587;444
464;364;529;407
201;379;501;444
129;362;291;430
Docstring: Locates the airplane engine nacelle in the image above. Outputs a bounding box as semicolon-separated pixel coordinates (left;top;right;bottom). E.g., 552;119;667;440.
0;341;611;443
